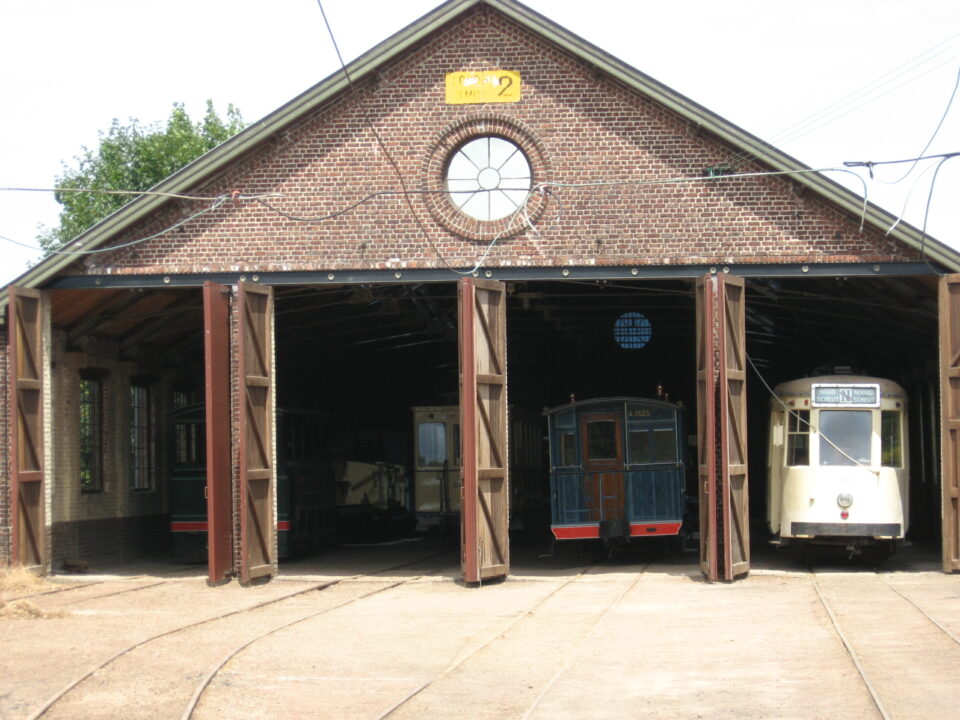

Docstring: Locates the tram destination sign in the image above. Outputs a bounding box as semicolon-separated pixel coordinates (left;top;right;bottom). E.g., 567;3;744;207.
811;383;880;408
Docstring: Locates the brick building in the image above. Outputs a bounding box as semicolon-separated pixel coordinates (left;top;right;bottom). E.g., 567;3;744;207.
3;0;959;582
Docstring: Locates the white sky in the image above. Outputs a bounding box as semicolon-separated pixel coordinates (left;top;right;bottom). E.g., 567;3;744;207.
2;0;959;286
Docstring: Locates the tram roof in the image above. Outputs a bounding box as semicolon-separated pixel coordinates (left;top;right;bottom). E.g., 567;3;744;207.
773;375;907;399
543;396;682;417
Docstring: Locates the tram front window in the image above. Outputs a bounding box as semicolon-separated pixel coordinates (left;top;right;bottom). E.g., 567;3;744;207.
418;422;447;466
587;421;617;461
819;410;871;466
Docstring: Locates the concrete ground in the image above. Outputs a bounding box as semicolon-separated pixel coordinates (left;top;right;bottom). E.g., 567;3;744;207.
1;539;958;720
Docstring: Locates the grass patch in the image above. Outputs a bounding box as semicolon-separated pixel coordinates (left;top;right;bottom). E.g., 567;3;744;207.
0;598;66;619
0;565;51;594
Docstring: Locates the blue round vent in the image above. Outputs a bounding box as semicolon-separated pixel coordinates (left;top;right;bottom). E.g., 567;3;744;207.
614;312;652;349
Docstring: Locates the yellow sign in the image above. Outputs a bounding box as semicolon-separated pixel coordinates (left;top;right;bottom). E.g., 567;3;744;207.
445;71;521;105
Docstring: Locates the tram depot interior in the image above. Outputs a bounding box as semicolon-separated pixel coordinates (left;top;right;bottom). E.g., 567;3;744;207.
41;273;943;572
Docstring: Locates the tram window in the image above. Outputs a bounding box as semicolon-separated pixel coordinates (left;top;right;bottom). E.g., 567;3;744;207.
453;423;461;466
587;421;617;461
173;423;205;465
418;422;447;466
627;427;677;464
653;428;676;462
819;410;871;466
555;410;575;429
881;411;903;467
628;430;651;464
558;431;577;466
787;411;809;466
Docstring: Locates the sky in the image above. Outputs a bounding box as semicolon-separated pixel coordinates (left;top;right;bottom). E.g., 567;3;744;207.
2;0;959;287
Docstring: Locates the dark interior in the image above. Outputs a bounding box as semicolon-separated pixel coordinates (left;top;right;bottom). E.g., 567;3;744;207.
49;271;942;558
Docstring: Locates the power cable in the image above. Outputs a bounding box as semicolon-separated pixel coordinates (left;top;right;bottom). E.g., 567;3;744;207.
315;0;477;274
725;32;960;169
875;65;960;185
0;165;876;261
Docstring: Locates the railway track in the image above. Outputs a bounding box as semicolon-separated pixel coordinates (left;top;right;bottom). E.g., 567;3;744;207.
24;551;453;720
5;581;106;604
810;566;960;720
367;560;651;720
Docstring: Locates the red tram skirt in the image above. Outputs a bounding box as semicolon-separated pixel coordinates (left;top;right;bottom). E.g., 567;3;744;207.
551;522;681;540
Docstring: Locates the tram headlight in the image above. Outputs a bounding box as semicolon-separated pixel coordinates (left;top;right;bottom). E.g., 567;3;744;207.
836;492;853;509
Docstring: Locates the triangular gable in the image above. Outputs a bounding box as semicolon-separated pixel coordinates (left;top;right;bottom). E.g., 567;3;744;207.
3;0;957;312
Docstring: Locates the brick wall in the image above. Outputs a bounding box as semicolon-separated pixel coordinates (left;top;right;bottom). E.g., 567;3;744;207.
73;5;917;279
48;330;171;566
0;325;8;565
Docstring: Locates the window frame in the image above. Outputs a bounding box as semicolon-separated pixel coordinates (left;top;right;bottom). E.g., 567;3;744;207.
130;379;155;492
881;410;904;468
79;370;106;493
786;409;810;467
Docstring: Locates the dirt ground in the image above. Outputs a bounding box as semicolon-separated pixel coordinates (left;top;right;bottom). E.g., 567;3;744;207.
2;540;959;720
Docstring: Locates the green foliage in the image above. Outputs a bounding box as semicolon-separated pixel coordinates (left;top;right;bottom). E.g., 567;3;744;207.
38;100;244;253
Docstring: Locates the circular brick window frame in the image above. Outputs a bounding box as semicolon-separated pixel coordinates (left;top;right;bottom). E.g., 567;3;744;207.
422;114;551;242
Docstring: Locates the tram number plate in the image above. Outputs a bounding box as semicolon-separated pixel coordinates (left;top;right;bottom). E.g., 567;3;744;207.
811;383;880;408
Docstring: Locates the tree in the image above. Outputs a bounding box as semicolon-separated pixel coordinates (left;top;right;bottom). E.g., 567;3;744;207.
39;100;244;253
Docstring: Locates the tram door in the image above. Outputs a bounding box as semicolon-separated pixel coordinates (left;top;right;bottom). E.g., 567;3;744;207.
580;413;626;532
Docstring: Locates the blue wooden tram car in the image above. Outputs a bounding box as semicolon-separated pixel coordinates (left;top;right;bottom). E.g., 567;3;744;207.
545;397;687;543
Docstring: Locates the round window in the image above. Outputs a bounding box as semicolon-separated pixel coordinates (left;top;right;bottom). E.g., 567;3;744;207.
445;136;532;221
614;312;652;349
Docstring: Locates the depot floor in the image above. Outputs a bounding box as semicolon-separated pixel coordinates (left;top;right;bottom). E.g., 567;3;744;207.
2;539;958;720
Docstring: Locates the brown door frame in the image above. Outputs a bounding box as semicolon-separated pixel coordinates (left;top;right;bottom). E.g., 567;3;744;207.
237;281;276;584
459;278;509;584
8;286;46;570
203;281;233;584
939;274;960;572
696;276;719;581
696;273;750;581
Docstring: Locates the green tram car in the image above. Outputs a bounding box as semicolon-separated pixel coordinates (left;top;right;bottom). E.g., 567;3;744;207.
545;397;687;544
168;405;335;561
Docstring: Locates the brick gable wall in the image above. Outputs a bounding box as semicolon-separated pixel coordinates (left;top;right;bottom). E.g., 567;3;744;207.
1;326;8;564
74;5;917;278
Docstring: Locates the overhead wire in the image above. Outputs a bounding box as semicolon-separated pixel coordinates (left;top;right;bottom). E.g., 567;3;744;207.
873;65;960;185
724;32;960;170
1;196;229;258
844;150;960;272
0;187;284;202
3;165;879;262
314;0;479;275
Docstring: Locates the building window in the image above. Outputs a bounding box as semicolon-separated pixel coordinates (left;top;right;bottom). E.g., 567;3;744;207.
79;374;104;492
422;116;551;241
130;382;155;491
444;136;531;221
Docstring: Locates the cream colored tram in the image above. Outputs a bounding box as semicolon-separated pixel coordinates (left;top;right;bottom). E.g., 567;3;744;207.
767;375;908;558
412;406;461;534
